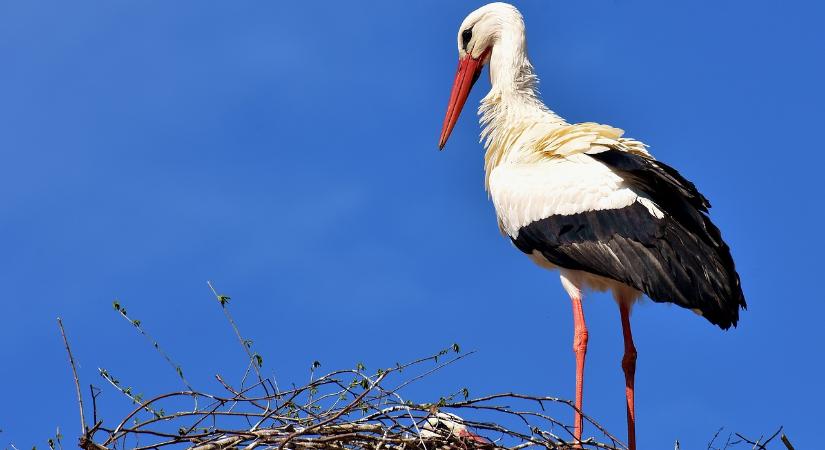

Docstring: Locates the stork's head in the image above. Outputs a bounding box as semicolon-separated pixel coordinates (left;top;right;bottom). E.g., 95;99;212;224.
438;2;523;149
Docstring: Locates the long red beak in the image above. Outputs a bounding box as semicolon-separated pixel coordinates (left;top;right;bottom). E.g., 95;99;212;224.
438;50;489;150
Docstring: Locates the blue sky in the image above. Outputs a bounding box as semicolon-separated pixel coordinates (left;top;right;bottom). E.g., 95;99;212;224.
2;1;823;448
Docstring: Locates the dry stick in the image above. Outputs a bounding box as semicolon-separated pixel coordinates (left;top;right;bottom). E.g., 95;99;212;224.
277;371;389;450
762;428;784;448
90;347;630;450
385;351;476;397
366;386;429;450
780;434;795;450
103;391;213;446
89;385;101;426
707;427;724;450
446;394;622;447
757;427;783;449
57;317;87;434
734;426;782;450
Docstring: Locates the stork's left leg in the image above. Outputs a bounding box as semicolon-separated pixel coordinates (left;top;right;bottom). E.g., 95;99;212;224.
560;272;588;447
618;301;637;450
571;294;588;446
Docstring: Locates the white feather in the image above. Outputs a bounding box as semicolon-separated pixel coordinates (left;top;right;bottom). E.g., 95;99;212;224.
489;153;651;237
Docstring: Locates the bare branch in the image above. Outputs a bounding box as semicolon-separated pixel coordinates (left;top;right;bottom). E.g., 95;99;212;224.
57;317;86;434
61;296;782;450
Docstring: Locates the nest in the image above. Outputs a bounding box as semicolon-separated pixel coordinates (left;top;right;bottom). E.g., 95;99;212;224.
54;284;790;450
78;347;625;450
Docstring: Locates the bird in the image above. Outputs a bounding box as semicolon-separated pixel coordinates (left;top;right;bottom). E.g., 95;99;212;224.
437;3;746;449
421;412;488;444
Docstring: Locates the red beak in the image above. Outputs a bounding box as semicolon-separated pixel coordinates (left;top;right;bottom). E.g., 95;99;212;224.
438;49;490;150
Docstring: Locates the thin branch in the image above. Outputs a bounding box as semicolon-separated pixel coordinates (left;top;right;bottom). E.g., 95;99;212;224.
707;427;724;450
206;281;268;388
89;384;101;426
781;433;795;450
733;427;782;450
57;317;86;434
111;301;196;399
277;371;390;450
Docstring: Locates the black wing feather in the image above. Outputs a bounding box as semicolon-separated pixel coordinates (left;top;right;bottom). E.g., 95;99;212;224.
512;150;746;329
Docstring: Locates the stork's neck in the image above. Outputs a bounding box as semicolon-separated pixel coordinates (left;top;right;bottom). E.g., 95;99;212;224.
479;24;566;188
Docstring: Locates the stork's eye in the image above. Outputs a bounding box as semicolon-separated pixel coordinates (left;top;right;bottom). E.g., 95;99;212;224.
461;28;473;48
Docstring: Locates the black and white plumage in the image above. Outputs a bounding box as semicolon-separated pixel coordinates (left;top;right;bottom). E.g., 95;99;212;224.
487;144;745;326
508;149;745;329
437;3;746;449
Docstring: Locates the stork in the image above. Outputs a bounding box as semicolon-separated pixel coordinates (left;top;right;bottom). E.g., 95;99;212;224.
437;3;746;449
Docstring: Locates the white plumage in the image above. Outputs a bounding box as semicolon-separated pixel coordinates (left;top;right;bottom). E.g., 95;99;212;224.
489;153;662;238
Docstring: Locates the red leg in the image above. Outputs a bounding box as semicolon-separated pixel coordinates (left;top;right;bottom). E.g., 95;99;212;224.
619;302;637;450
571;296;588;446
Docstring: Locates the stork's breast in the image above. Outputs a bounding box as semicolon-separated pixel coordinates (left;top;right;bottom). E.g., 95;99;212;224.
489;154;641;238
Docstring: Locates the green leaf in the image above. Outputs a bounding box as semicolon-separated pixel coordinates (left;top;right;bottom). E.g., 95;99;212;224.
359;378;369;390
452;343;461;353
312;360;321;369
176;366;184;379
217;295;230;306
132;319;141;327
254;354;263;368
461;388;470;400
112;300;121;311
356;362;366;371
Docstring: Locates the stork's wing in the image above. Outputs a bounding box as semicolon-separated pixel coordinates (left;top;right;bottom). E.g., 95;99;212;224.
492;151;746;329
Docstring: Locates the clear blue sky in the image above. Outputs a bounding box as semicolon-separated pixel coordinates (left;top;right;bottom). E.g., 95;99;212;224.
2;1;823;448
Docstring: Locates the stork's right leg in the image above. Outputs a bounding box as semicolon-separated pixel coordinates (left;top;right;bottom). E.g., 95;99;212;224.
571;294;588;446
618;301;637;450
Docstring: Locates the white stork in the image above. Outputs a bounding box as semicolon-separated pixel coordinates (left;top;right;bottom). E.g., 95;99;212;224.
438;3;746;449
